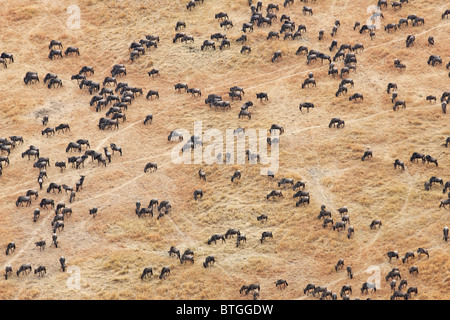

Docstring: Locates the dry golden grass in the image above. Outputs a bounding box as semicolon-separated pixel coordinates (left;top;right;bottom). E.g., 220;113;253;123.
0;0;449;300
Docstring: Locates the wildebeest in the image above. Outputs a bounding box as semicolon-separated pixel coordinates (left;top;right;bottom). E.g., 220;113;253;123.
203;256;215;268
302;6;313;15
6;242;15;255
361;150;372;161
444;227;449;241
48;49;63;60
260;231;273;243
257;214;268;222
16;264;32;276
193;189;203;200
144;162;157;173
387;251;399;262
208;234;226;245
65;46;80;56
394;159;405;170
267;190;283;200
370;219;382;229
393;100;406;111
231;170;241;182
140;267;153;280
361;282;376;294
410;152;425;163
349;93;363;101
275;279;288;289
16;196;31;207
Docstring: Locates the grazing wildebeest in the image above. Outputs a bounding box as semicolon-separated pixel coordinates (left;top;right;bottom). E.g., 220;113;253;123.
6;242;15;255
302;6;313;15
426;95;437;103
142;114;153;126
349;93;363;102
406;287;418;299
17;264;32;276
208;234;226;245
402;251;415;263
387;83;397;94
278;178;294;188
335;86;347;97
293;181;306;191
340;285;352;297
347;266;354;279
257;214;268;223
35;240;46;251
409;266;419;275
303;284;316;295
260;231;273;243
16;196;32;207
335;259;344;271
346;225;355;240
361;282;376;294
238;109;251;119
361;150;372;161
198;170;206;181
313;286;328;297
66;142;81;153
4;266;13;280
391;291;408;300
275;279;288;289
440;199;450;208
140;267;153;280
394;159;405;170
49;49;63;60
393;100;406;111
424;155;438;166
193;189;203;200
236;234;246;247
55;123;70;133
443;227;449;241
267;190;283;200
42;127;55;137
180;253;194;264
410;152;425;163
417;247;429;258
387;251;399;262
203;256;215;268
241;45;251;54
168;246;181;259
299;102;315;112
24;71;39;85
89;207;98;218
370;219;382;229
333;221;346;232
231;170;241;182
146;90;159;100
144;162;157;173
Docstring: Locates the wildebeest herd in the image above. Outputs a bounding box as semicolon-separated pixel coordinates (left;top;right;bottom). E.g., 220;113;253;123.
0;0;449;300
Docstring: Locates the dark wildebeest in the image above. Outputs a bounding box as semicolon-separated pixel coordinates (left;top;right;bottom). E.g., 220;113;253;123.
387;251;399;262
370;219;382;229
267;190;283;200
361;150;373;161
193;189;203;200
140;267;153;280
89;207;98;218
16;264;32;276
6;242;15;255
393;159;405;170
16;196;31;207
144;162;157;173
361;282;377;294
208;234;226;245
203;256;215;268
260;231;273;243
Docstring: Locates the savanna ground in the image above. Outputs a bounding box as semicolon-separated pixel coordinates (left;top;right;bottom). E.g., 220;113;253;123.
0;0;449;300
